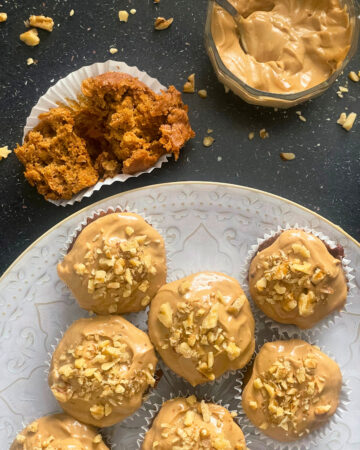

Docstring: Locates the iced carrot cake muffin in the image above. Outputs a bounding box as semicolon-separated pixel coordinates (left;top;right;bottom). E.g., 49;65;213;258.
57;212;167;315
48;316;157;427
248;229;347;328
142;396;248;450
148;272;255;386
10;413;108;449
15;72;195;200
242;340;342;442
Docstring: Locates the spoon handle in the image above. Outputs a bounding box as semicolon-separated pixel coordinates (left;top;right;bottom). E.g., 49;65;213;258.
213;0;238;18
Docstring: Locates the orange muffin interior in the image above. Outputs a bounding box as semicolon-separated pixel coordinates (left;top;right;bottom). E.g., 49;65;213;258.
15;72;195;200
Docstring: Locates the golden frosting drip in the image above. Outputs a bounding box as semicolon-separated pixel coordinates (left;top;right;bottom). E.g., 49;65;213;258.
148;272;255;386
10;413;108;449
48;316;157;427
211;0;351;94
57;212;167;315
249;229;347;328
142;396;247;450
242;340;342;442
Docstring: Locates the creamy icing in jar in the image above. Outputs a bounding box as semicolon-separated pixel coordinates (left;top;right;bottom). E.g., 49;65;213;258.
211;0;352;94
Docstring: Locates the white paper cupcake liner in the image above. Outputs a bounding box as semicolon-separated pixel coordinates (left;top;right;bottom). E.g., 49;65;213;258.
58;206;172;331
133;391;250;450
23;60;170;207
240;224;355;338
234;334;350;450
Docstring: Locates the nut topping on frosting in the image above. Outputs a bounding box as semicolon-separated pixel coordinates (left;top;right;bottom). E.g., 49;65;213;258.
10;413;109;449
57;212;167;315
148;272;255;386
242;340;342;442
249;229;347;328
142;396;248;450
49;316;157;427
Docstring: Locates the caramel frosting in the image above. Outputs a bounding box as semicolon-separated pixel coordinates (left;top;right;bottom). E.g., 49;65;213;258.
211;0;352;94
57;212;167;315
242;340;342;442
49;316;157;427
249;229;347;329
148;272;255;386
10;413;108;449
142;396;247;450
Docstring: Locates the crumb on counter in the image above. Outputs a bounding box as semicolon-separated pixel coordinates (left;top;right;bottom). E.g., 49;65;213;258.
183;73;195;93
109;48;118;54
29;15;54;32
70;9;75;17
248;132;255;140
348;71;359;82
0;146;11;160
20;28;40;46
130;9;137;15
27;57;34;65
0;12;7;22
259;128;269;139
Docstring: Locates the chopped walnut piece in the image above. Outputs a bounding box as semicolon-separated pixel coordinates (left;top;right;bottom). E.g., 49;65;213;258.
29;15;54;31
201;303;219;329
203;136;214;147
315;404;331;415
198;89;207;99
93;434;103;443
118;10;129;22
158;302;173;328
154;17;173;30
0;146;11;160
280;152;295;161
259;128;269;139
349;71;359;82
0;12;7;22
16;434;26;443
183;73;195;93
20;28;40;46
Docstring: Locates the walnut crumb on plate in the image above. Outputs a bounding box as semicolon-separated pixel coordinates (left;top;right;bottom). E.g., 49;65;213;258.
0;146;11;160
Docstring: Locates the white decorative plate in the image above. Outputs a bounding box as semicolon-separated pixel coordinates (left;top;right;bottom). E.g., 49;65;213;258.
1;182;359;449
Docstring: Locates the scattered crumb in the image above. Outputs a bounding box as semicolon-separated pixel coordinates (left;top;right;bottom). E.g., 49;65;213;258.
154;0;160;3
348;71;359;82
20;28;40;46
109;48;118;54
69;9;75;17
0;146;11;160
198;89;207;99
339;86;348;93
183;73;195;93
130;9;137;15
337;112;357;131
118;10;129;22
203;136;214;147
259;128;269;139
154;17;173;30
27;57;34;65
299;115;307;122
0;12;7;22
207;129;213;134
296;111;301;116
280;152;295;161
29;15;54;32
217;156;222;161
248;132;255;140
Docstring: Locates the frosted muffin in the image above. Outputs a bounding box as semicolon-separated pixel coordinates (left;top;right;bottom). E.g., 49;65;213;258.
49;316;157;427
242;340;342;442
148;272;255;386
57;212;167;315
142;396;247;450
248;229;347;328
10;413;108;449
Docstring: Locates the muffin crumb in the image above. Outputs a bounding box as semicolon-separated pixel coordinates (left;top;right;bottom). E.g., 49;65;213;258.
280;152;295;161
0;12;7;22
29;15;54;31
203;136;214;147
183;73;195;93
348;71;359;82
118;10;129;22
154;17;173;30
20;28;40;46
0;146;11;160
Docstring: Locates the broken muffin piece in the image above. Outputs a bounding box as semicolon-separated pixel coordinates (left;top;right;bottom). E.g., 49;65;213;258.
15;72;195;200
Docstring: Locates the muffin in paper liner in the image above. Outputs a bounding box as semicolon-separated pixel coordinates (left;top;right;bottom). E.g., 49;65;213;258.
132;389;250;450
240;224;355;337
22;60;172;207
57;206;173;326
234;333;351;450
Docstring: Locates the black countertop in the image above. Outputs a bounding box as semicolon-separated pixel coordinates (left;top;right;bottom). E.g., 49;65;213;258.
1;0;359;275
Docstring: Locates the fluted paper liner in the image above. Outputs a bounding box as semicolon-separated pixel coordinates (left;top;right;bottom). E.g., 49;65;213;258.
234;333;350;450
23;60;170;207
241;224;355;337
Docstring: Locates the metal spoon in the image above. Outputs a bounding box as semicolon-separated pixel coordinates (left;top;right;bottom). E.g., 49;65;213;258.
213;0;248;52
